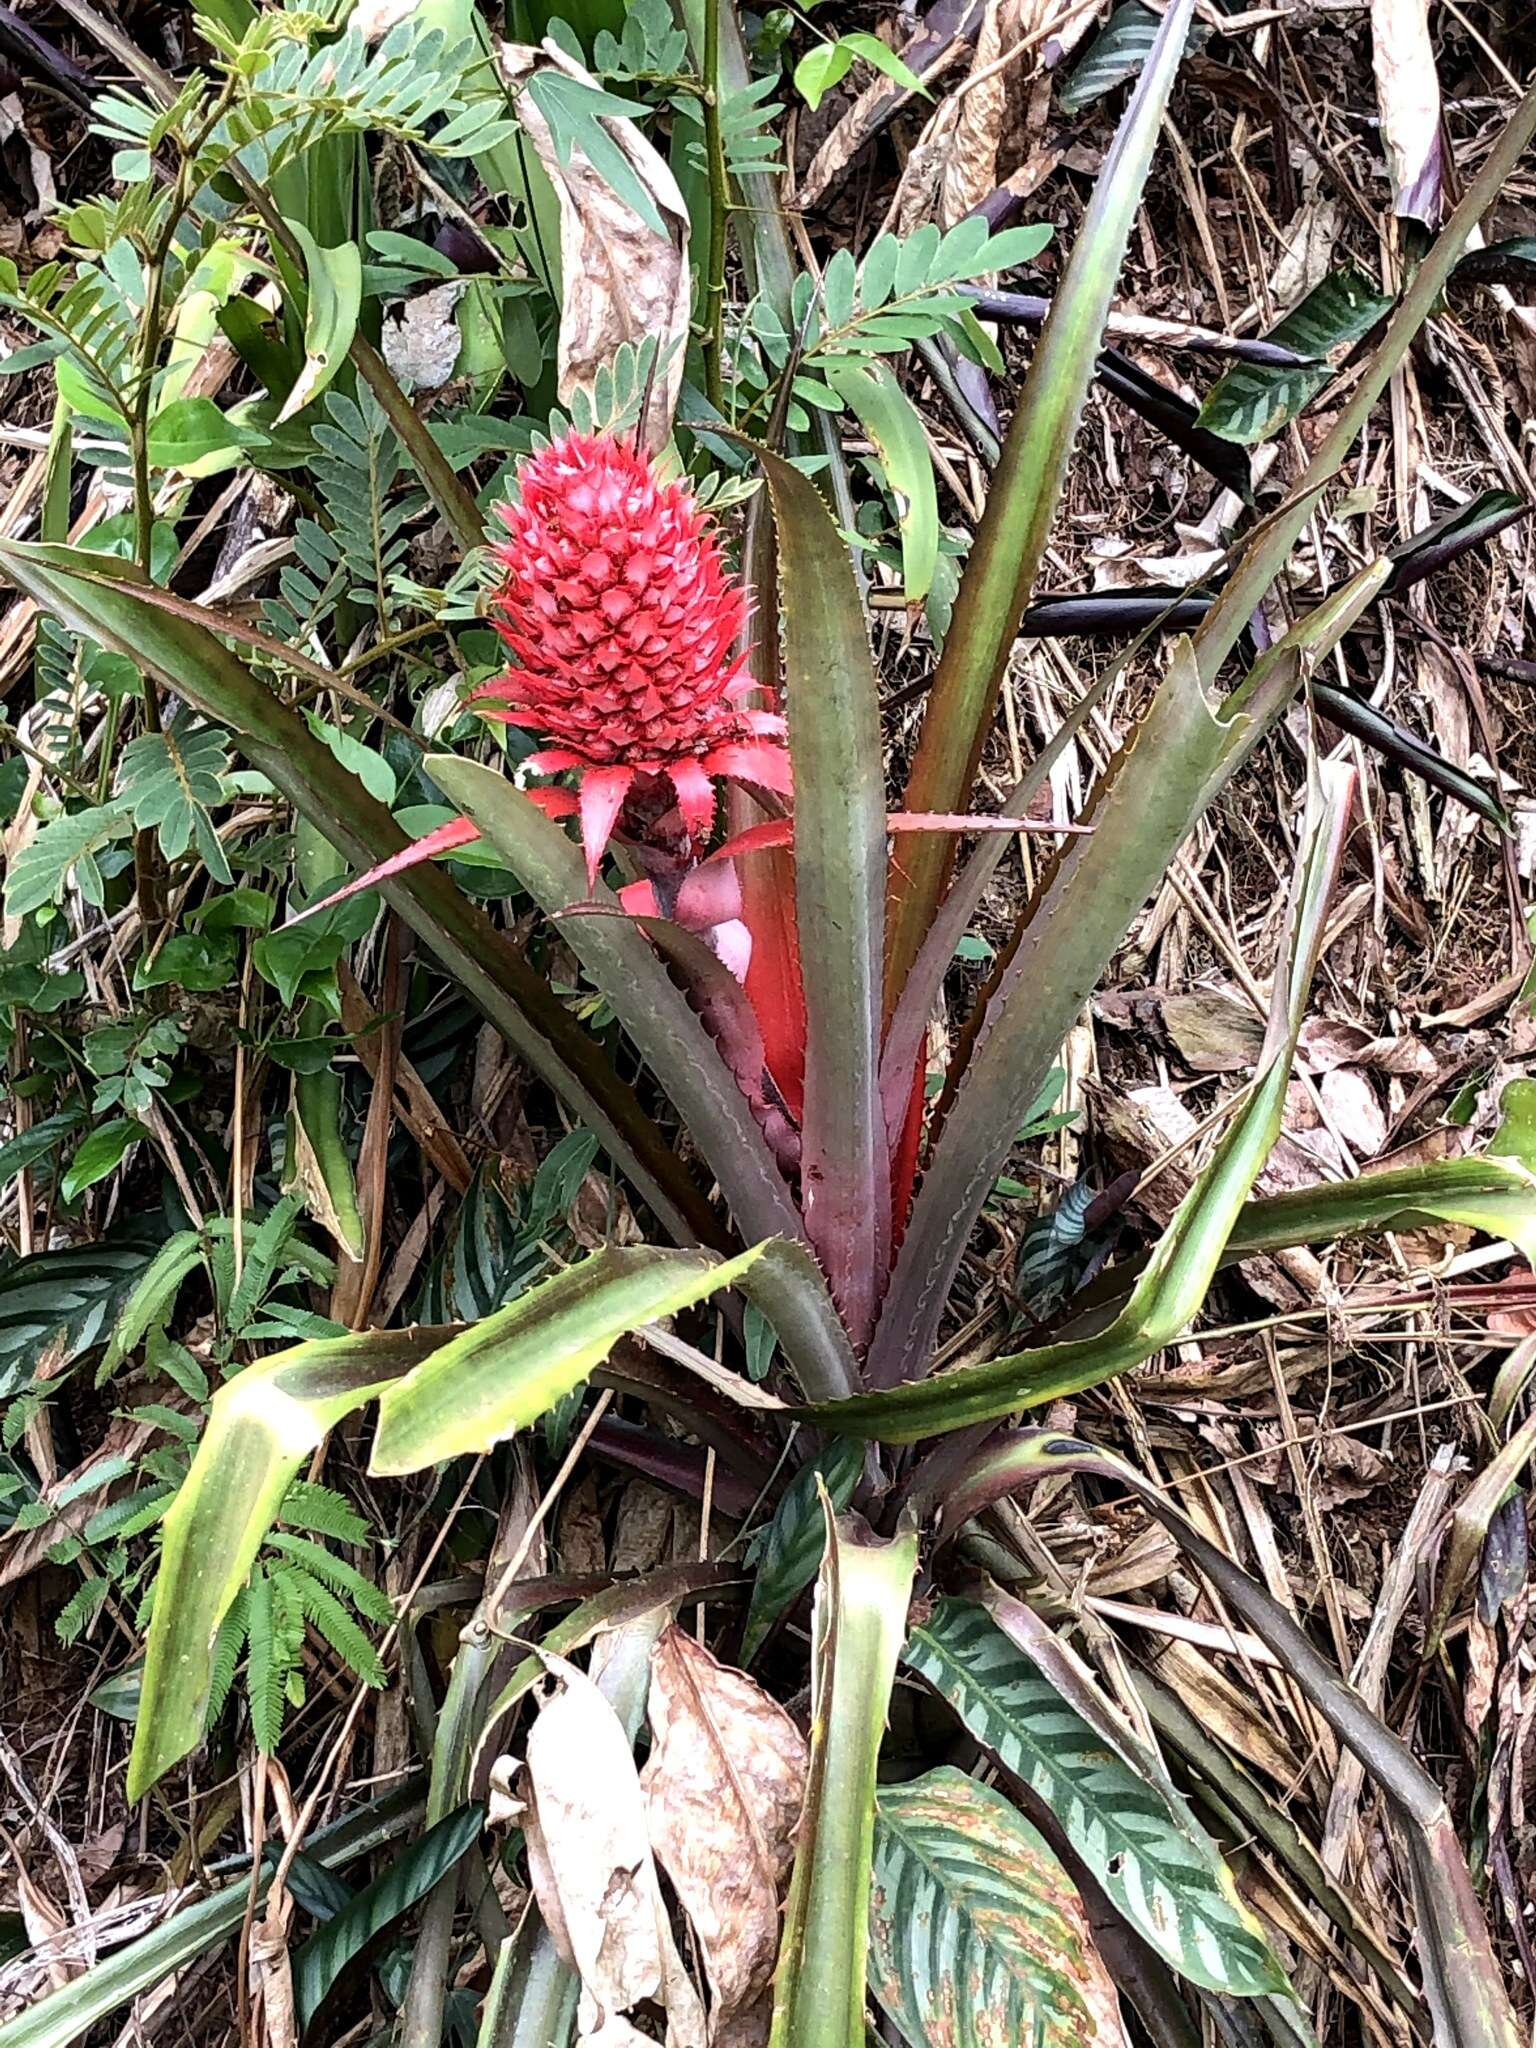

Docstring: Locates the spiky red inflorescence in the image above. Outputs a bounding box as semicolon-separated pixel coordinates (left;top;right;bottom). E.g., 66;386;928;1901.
477;429;790;882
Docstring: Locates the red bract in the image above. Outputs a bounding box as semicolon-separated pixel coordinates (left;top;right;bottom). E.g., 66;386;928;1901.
478;429;790;882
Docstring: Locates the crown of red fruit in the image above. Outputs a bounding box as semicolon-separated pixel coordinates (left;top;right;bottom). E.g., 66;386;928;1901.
477;430;790;881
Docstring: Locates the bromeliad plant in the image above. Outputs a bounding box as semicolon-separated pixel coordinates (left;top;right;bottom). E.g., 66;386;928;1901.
6;2;1536;2044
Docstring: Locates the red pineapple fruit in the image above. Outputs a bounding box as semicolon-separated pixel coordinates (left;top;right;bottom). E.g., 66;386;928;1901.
479;429;791;883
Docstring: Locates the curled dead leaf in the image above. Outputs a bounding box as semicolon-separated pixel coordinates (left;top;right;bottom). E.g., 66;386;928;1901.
939;0;1007;228
1370;0;1442;226
1318;1065;1388;1159
640;1627;808;2047
381;282;466;391
522;1652;706;2048
498;41;689;450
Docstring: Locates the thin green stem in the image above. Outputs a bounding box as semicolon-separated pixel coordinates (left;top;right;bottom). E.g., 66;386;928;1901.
700;0;729;414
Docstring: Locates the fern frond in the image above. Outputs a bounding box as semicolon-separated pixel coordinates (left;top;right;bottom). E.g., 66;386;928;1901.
245;1571;287;1753
282;1564;387;1687
278;1479;370;1547
82;1480;177;1547
204;1587;249;1728
54;1574;112;1646
267;1530;393;1626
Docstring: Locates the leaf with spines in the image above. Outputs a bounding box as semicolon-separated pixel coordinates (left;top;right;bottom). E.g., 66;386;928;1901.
903;1598;1287;1995
871;1768;1128;2048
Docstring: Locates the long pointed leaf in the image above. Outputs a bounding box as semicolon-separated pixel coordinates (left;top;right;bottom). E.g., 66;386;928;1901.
769;1509;918;2048
369;1242;768;1471
1227;1111;1536;1266
827;755;1354;1435
130;1327;449;1802
130;1245;767;1800
886;0;1196;999
869;566;1387;1389
294;1802;486;2028
0;541;719;1250
755;448;890;1348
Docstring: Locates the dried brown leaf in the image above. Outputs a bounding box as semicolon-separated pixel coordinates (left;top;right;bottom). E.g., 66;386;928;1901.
522;1652;707;2048
1318;1065;1388;1159
611;1480;677;1574
798;26;971;215
498;41;690;450
641;1627;807;2046
1370;0;1442;225
1158;989;1265;1073
939;0;1007;228
247;1895;297;2048
381;282;466;391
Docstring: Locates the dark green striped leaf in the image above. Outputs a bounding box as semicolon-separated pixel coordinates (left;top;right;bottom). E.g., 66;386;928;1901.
1198;267;1392;446
870;1768;1126;2048
0;1227;165;1401
293;1802;485;2027
741;1439;864;1662
1058;3;1158;112
1059;2;1210;114
903;1598;1286;1995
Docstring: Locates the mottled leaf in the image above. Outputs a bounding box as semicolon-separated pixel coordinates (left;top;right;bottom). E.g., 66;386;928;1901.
870;1768;1127;2048
642;1627;807;2043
